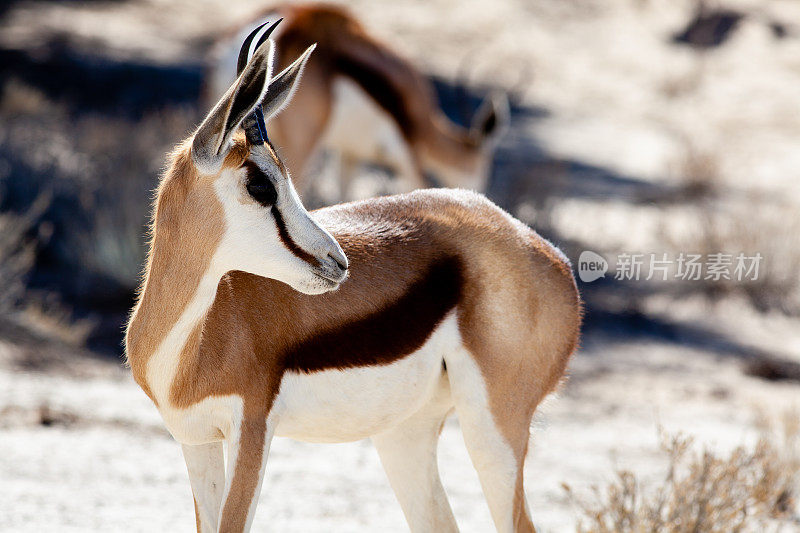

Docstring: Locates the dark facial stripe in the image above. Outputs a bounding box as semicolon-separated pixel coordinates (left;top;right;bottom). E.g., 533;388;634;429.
281;256;462;372
271;205;318;266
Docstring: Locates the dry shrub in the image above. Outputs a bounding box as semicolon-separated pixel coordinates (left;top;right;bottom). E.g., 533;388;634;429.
0;194;49;314
666;136;721;202
674;143;719;200
0;78;52;116
674;199;800;314
660;138;800;314
0;77;195;292
0;192;94;346
18;294;94;347
564;418;800;532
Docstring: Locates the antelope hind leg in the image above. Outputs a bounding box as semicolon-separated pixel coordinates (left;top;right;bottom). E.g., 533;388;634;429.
445;347;536;533
371;371;458;533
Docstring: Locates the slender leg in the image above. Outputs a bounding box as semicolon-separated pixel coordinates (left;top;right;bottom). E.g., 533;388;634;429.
218;417;273;533
371;374;459;533
183;442;226;533
445;349;536;533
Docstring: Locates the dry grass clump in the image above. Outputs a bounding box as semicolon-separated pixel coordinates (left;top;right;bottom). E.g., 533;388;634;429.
564;416;800;532
672;142;720;201
0;194;49;314
660;138;800;314
0;77;194;292
676;200;800;315
0;193;93;346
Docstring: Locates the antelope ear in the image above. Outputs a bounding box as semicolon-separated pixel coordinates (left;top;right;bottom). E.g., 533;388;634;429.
192;40;275;174
261;44;316;120
471;92;510;145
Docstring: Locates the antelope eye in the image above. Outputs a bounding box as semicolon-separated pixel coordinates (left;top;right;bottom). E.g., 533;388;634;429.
243;161;278;206
246;179;277;206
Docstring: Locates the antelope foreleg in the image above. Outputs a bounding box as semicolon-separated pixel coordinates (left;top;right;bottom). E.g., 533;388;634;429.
218;415;273;533
183;441;225;533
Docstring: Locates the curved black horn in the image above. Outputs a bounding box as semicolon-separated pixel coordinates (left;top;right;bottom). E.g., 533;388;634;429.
237;18;283;76
237;18;283;145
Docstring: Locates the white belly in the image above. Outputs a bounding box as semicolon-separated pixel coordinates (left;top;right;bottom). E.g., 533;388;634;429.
271;313;459;442
321;76;412;167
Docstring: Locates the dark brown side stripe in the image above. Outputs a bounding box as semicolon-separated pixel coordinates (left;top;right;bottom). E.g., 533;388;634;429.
281;256;462;372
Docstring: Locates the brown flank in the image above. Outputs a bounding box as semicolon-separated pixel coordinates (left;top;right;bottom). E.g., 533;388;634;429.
283;255;462;372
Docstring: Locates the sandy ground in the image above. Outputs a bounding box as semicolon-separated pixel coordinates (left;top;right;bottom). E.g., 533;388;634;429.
2;0;800;531
2;330;798;532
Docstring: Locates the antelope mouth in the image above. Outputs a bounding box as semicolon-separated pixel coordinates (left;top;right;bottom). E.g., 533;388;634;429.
314;274;343;290
313;259;349;286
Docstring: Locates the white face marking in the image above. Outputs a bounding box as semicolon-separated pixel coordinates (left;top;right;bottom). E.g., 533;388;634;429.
212;152;347;295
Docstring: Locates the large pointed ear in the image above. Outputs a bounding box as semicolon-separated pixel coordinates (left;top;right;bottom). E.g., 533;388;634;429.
192;40;275;173
470;91;510;146
261;44;316;120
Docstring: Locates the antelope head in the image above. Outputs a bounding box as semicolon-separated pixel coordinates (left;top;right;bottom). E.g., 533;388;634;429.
186;20;348;295
465;91;510;187
423;91;510;192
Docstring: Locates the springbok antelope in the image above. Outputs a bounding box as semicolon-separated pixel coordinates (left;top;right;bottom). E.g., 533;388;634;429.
127;20;580;533
207;3;509;200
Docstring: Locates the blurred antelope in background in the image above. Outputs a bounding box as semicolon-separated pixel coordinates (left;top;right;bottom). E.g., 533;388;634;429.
207;3;509;200
129;19;579;533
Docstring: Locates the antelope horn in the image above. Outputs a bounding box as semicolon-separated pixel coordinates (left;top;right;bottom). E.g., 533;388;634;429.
237;18;283;145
